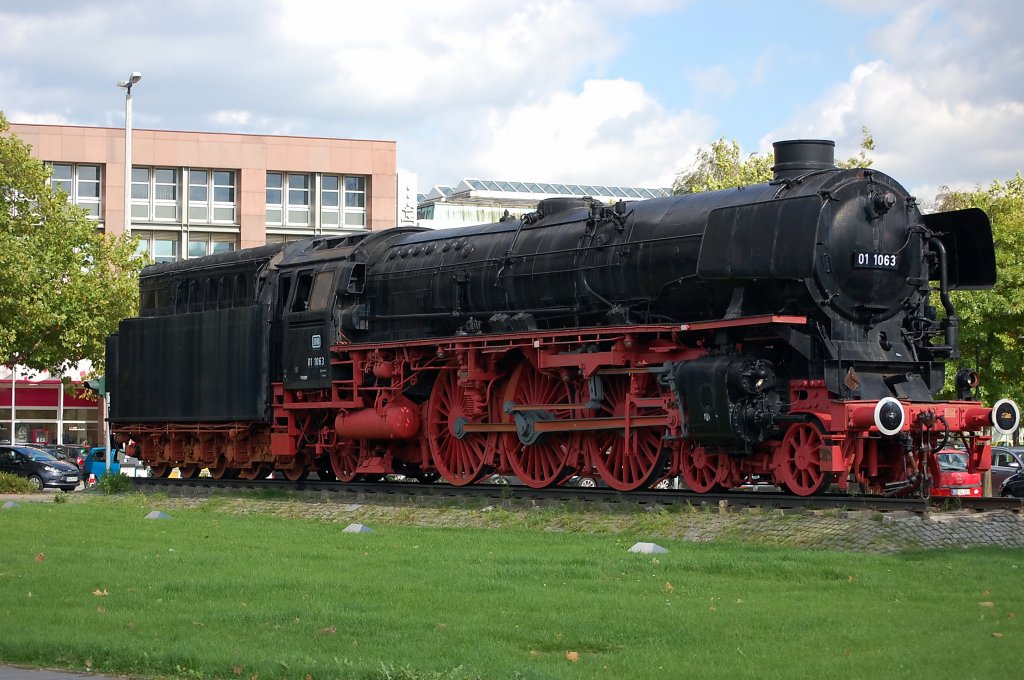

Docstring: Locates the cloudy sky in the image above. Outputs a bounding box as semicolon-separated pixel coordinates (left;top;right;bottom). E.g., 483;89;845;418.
1;0;1022;202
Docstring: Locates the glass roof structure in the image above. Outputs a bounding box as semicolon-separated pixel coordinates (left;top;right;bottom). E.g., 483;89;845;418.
453;178;671;201
424;185;456;201
417;177;674;228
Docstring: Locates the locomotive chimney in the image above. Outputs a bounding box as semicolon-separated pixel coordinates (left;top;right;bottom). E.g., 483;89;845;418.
771;139;836;180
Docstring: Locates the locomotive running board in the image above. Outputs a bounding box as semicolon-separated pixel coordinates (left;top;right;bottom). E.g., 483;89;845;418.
333;315;809;351
677;314;807;332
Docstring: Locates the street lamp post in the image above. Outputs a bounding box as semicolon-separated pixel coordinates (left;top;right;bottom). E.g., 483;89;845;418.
116;72;142;237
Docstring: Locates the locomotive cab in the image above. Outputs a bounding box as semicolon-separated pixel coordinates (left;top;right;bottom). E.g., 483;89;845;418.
279;265;336;389
275;234;371;389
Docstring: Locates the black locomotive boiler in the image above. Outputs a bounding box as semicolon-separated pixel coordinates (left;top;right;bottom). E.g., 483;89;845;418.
107;140;1019;495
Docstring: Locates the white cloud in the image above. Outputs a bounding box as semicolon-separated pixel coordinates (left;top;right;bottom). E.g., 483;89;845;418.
0;5;109;55
209;110;252;126
465;79;715;187
0;1;708;190
766;0;1024;195
4;110;71;125
273;0;623;113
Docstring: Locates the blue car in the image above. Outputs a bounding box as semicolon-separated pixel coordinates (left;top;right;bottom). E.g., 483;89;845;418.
83;447;122;481
0;445;81;491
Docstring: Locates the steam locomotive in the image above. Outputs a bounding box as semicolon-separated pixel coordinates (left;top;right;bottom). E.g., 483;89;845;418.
107;139;1019;495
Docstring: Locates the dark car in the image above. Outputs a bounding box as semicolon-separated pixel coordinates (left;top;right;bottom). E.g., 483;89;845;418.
991;446;1024;490
1003;472;1024;498
997;446;1024;498
0;445;81;491
38;444;89;474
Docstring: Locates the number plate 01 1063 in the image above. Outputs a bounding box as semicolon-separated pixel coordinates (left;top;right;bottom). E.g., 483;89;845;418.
852;252;900;269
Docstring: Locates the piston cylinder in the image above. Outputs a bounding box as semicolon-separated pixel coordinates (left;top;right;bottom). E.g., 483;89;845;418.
334;397;421;439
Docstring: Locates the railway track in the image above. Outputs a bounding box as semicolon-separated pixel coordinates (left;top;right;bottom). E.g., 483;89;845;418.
126;477;1024;514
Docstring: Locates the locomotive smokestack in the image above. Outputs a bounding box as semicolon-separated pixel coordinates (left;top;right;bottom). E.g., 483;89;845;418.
771;140;836;180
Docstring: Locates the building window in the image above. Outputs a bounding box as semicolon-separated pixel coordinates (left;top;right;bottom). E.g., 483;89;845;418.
343;176;366;226
5;407;57;444
212;238;236;254
154;236;178;263
267;172;312;227
132;167;180;222
188;238;207;259
266;172;283;224
268;172;367;230
265;233;302;245
188;169;237;224
288;174;310;225
187;233;236;259
322;174;366;227
134;230;180;263
188;170;208;221
48;163;102;219
62;407;97;446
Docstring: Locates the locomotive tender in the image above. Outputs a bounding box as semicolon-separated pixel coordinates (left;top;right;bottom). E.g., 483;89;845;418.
107;139;1020;495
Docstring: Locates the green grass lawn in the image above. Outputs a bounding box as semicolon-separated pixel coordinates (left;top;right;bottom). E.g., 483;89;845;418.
1;496;1021;679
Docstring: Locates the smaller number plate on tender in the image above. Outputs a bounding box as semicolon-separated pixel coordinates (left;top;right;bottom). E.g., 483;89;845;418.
852;252;900;270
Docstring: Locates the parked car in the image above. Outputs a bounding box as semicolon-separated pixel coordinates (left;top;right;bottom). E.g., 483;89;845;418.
929;450;982;498
1002;470;1024;497
0;445;81;491
1003;472;1024;497
991;446;1024;490
38;444;89;474
83;447;122;481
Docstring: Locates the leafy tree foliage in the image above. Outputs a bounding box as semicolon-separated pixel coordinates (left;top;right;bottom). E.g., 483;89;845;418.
672;138;774;194
936;174;1024;407
673;127;875;194
0;112;142;375
836;127;875;170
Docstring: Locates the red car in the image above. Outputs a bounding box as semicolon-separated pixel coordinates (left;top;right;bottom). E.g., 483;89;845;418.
929;451;982;497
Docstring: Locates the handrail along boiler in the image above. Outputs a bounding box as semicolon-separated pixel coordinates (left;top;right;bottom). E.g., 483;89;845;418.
106;140;1019;494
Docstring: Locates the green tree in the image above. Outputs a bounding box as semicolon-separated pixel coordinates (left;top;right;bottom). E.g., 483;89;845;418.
936;174;1024;408
836;127;875;170
0;112;142;375
672;137;774;194
673;127;875;194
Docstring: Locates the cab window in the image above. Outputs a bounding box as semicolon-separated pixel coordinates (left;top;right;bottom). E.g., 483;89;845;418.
308;271;335;311
291;271;314;312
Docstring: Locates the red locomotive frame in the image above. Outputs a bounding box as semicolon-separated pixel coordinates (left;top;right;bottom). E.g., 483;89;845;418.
122;314;996;496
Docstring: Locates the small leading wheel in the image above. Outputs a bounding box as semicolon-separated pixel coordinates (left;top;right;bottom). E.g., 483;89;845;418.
588;375;670;492
329;442;361;483
679;443;728;494
775;422;834;496
502;364;579;489
426;369;498;486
